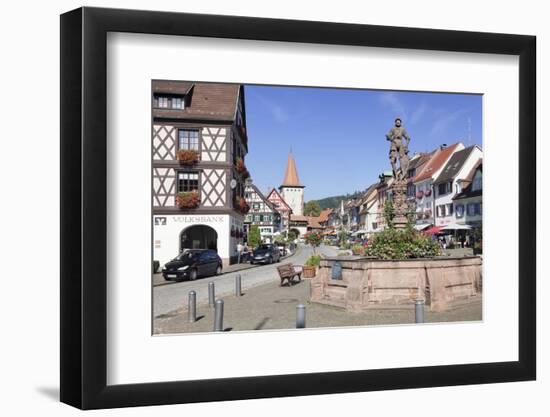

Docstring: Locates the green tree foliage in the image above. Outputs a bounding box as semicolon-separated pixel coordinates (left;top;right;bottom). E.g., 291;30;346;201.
247;225;261;248
304;200;322;217
383;200;395;229
287;229;298;242
365;228;440;260
306;191;363;210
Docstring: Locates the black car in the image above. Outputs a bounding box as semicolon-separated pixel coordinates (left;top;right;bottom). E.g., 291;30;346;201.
250;244;281;265
162;249;222;281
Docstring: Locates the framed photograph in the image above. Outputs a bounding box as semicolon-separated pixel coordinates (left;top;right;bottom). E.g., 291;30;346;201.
60;7;536;409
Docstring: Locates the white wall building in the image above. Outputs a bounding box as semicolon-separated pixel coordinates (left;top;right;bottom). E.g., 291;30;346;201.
152;81;249;267
413;143;465;227
433;145;483;227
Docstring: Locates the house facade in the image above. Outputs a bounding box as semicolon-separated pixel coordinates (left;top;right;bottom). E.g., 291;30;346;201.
266;188;292;232
453;161;483;229
433;145;483;227
358;184;379;236
413;143;464;228
244;179;281;242
152;81;249;267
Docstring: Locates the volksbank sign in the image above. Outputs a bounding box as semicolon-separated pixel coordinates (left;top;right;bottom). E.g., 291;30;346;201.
171;215;225;224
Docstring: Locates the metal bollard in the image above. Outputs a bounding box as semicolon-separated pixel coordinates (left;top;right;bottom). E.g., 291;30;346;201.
235;274;242;297
214;299;224;331
415;299;425;323
296;304;306;329
188;291;197;323
208;282;215;307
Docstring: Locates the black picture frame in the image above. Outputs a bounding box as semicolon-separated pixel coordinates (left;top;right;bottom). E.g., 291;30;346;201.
60;6;536;410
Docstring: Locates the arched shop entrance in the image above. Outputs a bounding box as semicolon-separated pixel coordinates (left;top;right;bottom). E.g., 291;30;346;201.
180;225;218;253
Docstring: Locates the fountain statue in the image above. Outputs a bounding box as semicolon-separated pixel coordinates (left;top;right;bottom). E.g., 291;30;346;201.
385;118;412;229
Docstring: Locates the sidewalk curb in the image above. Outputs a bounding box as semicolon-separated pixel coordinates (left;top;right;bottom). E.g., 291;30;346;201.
153;245;302;288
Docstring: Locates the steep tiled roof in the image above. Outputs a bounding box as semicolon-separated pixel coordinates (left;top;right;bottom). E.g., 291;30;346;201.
434;145;478;184
318;208;333;223
153;81;241;122
281;152;303;187
290;214;308;222
414;143;462;182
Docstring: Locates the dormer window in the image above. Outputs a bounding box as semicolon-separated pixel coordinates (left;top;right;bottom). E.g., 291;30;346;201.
154;94;185;109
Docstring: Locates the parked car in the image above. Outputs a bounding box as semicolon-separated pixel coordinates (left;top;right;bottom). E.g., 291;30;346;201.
162;249;222;282
250;244;281;264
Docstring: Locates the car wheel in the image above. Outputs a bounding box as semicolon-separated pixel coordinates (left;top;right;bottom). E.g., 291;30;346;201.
189;269;198;281
216;265;222;275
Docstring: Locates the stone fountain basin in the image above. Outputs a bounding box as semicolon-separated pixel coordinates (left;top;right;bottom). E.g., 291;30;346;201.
310;256;482;312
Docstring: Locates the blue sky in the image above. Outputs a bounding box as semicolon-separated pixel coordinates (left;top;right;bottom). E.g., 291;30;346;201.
244;85;482;201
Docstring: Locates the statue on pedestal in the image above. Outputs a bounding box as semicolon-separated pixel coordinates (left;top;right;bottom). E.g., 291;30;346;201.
385;118;412;229
385;117;411;181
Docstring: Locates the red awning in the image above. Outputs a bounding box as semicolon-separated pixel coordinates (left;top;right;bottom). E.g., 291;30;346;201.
424;226;442;235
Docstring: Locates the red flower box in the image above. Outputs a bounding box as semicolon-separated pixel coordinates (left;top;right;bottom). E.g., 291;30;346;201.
176;149;200;165
176;190;200;209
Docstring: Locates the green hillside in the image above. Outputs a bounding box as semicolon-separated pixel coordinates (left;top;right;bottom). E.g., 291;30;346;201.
307;191;364;210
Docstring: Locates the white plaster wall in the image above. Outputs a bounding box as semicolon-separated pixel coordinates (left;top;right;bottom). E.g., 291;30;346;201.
281;187;304;215
153;214;231;265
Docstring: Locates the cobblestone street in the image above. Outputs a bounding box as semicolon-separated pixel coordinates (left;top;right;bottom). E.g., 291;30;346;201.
154;275;482;334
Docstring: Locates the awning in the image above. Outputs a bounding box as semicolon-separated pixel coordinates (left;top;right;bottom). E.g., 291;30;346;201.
424;226;442;235
441;223;472;231
414;224;430;231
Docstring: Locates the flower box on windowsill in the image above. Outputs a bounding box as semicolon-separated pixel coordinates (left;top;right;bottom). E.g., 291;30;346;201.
235;196;250;215
176;190;200;209
176;149;200;165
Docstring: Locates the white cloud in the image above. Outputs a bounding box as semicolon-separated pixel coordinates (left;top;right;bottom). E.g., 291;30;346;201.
251;91;289;123
379;92;408;121
430;108;468;136
410;101;428;125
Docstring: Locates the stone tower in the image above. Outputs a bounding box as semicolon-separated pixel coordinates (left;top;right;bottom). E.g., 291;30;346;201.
279;151;305;216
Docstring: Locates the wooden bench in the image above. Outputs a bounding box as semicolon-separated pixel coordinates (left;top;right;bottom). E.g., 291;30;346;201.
277;263;302;287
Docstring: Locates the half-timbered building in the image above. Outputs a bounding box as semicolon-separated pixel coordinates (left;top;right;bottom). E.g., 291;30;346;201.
152;81;249;267
243;179;281;242
266;188;292;232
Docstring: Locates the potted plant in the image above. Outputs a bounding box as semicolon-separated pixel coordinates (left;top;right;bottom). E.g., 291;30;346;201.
176;149;200;165
303;254;321;278
424;188;432;197
176;190;200;209
416;190;424;199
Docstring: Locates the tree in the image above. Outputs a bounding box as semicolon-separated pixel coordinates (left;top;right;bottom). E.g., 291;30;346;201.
287;229;298;242
304;231;323;254
247;225;261;248
304;200;322;217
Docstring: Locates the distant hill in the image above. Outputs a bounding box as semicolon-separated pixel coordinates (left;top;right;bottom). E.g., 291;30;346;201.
307;191;364;210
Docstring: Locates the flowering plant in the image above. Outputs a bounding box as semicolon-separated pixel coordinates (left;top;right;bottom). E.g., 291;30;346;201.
176;190;200;209
235;196;250;214
365;228;440;260
176;149;199;165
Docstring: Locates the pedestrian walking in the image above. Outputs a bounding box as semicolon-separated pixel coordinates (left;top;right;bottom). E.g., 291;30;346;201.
237;242;243;264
